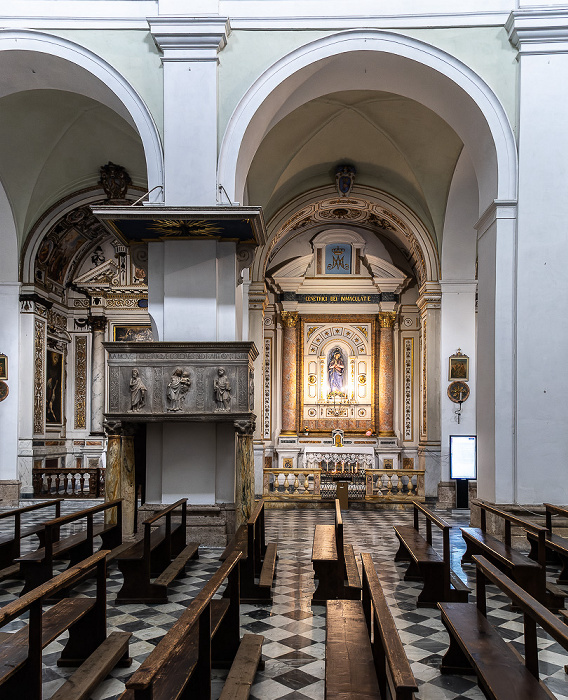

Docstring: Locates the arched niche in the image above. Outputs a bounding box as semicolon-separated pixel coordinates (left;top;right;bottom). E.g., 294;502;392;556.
218;29;517;217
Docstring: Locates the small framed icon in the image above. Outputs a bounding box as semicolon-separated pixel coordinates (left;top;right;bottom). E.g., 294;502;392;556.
448;351;469;381
0;354;7;380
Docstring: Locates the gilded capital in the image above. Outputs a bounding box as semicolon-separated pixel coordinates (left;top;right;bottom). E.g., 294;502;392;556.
281;311;299;328
378;312;396;329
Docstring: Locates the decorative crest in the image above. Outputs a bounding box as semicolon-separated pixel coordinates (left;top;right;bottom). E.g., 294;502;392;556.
335;164;356;197
99;162;132;202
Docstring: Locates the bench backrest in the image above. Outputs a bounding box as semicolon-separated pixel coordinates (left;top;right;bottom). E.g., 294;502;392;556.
473;499;547;567
126;548;242;695
334;499;344;569
42;499;123;560
412;501;451;592
0;549;108;628
0;498;63;522
248;499;267;576
473;554;568;680
361;553;417;700
142;498;187;559
544;503;568;532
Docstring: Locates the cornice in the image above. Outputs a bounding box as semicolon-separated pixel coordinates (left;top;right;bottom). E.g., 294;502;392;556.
475;199;517;236
507;8;568;53
148;15;230;61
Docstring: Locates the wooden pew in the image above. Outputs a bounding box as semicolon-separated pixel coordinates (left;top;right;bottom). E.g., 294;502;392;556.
312;499;361;604
0;499;64;579
462;499;564;610
439;554;568;700
0;549;131;700
527;503;568;583
325;553;417;700
220;499;277;603
393;501;469;607
116;498;199;604
119;549;264;700
16;499;123;595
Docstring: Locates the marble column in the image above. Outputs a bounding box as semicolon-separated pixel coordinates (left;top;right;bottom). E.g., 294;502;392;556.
104;420;135;537
235;418;255;528
90;315;106;435
280;311;299;435
378;312;396;437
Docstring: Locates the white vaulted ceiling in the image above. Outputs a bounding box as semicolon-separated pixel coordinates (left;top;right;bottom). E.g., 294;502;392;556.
246;90;463;250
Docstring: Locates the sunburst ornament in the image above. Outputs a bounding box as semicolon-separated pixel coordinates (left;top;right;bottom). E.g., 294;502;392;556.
149;219;223;238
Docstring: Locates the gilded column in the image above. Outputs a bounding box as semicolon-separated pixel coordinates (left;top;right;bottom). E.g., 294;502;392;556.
378;312;396;436
235;418;255;527
90;315;106;435
280;311;299;434
104;419;135;537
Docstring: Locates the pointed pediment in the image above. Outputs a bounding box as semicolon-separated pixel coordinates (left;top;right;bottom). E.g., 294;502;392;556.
74;259;119;288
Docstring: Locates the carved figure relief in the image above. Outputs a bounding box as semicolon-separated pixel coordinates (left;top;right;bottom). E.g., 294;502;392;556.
129;369;147;412
166;367;191;412
214;367;231;411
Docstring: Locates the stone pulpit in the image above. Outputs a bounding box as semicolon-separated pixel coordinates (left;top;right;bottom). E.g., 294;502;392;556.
93;206;266;539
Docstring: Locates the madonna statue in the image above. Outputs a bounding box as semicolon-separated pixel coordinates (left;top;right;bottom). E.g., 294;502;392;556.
328;348;345;393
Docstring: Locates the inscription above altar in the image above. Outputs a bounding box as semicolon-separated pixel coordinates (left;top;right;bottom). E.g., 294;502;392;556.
280;292;399;304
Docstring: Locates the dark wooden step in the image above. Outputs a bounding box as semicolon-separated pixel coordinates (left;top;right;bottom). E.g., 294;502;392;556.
154;542;199;588
219;634;264;700
50;631;132;700
258;542;277;589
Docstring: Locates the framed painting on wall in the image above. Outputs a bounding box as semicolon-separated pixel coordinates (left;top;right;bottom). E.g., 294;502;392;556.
46;350;63;425
448;352;469;381
0;354;7;380
113;325;153;342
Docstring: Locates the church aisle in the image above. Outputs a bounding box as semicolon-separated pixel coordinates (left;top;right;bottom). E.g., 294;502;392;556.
0;504;567;699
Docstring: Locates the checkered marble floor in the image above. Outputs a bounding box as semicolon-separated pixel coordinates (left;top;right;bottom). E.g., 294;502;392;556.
0;502;568;699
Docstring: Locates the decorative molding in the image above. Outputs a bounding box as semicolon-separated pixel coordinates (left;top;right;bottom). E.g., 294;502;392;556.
281;310;299;328
403;337;414;442
263;337;272;440
506;9;568;54
421;320;427;439
378;312;397;329
74;336;87;430
34;318;45;435
149;16;230;62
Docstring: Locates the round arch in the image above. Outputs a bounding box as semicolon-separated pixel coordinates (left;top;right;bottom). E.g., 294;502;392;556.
0;30;164;201
218;29;517;215
255;185;440;284
0;179;18;283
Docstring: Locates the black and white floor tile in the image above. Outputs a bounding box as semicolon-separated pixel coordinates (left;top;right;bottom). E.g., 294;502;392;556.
0;501;567;699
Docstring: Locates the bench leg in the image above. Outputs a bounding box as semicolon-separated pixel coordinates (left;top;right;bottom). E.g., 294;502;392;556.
394;537;411;563
440;619;476;675
312;561;340;604
19;561;52;596
557;555;568;585
416;563;445;608
116;560;168;604
460;538;479;565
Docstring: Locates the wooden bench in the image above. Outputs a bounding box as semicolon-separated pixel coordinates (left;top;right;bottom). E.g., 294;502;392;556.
0;549;131;700
119;549;264;700
312;498;361;604
220;499;277;603
0;499;65;581
527;503;568;583
116;498;199;603
462;499;564;610
326;553;417;700
16;499;123;595
439;554;568;700
393;501;469;607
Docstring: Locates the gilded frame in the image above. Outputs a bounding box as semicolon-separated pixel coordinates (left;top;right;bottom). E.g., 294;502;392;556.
0;354;7;380
448;354;469;381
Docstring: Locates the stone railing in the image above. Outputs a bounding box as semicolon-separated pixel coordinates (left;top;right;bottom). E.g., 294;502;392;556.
303;452;375;472
263;469;321;498
263;466;425;502
365;469;425;501
33;468;105;498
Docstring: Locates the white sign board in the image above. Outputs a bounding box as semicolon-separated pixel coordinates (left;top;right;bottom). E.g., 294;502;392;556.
450;435;477;479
